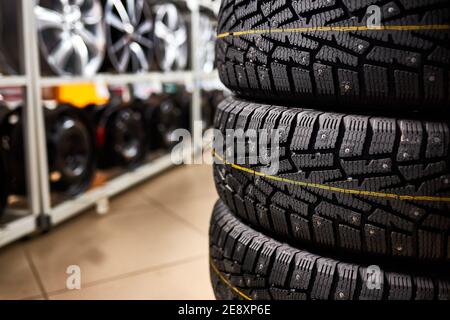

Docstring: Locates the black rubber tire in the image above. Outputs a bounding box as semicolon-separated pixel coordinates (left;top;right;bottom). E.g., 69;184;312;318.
0;105;96;197
0;151;8;217
0;106;10;217
92;101;147;169
144;92;190;151
216;0;450;112
46;105;97;196
213;97;450;263
210;200;450;300
0;107;27;195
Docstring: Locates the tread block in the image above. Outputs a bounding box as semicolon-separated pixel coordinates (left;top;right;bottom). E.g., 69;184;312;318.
397;120;423;162
313;215;335;246
255;241;280;276
358;267;384;300
270;205;290;236
339;116;369;157
310;258;338;299
334;263;359;300
290;214;312;241
388;273;413;300
369;118;397;155
290;252;318;290
414;277;435;300
290;111;321;151
269;246;296;286
314;113;343;150
314;63;335;95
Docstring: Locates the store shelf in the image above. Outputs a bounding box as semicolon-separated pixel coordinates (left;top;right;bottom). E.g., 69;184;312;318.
199;0;220;13
0;76;28;87
198;70;219;81
198;70;225;90
0;215;36;248
40;71;194;87
0;0;221;249
48;153;179;226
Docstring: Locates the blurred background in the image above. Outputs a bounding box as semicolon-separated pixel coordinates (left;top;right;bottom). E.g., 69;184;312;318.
0;0;226;300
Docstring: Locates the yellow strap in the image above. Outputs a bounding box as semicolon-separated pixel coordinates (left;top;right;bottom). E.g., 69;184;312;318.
218;24;450;39
213;151;450;203
209;259;253;300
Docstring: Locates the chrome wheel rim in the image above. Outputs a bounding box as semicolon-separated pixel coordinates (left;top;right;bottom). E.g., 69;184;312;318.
105;0;154;73
199;13;216;73
154;3;188;71
35;0;106;76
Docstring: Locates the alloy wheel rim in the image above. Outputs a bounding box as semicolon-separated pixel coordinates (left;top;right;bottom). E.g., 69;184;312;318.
199;14;216;73
154;3;188;71
35;0;106;76
105;0;154;73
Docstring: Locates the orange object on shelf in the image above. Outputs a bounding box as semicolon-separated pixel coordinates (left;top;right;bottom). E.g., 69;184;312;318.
54;83;110;108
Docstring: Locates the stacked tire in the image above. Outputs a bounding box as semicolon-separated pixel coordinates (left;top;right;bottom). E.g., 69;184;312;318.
209;0;450;300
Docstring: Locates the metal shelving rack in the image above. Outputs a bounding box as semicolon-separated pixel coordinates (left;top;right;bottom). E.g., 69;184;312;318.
0;0;42;247
0;0;222;248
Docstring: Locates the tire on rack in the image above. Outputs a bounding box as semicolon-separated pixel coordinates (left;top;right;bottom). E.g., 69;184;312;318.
0;105;12;217
213;97;450;263
143;92;190;151
0;105;96;197
210;200;450;300
0;151;8;217
216;0;450;112
138;98;160;151
46;105;97;196
0;107;27;196
93;100;147;169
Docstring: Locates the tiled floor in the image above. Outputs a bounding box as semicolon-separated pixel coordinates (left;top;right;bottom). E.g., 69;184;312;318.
0;164;217;300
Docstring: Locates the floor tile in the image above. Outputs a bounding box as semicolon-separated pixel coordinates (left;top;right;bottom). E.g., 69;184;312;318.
109;186;151;212
154;196;217;235
0;244;41;300
22;295;45;300
25;205;208;293
141;165;217;203
49;256;214;300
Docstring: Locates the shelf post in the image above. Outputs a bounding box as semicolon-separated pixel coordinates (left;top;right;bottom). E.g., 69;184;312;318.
188;0;203;161
22;0;53;221
20;0;42;217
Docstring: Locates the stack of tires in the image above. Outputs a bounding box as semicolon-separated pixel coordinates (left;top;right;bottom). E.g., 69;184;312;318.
209;0;450;300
